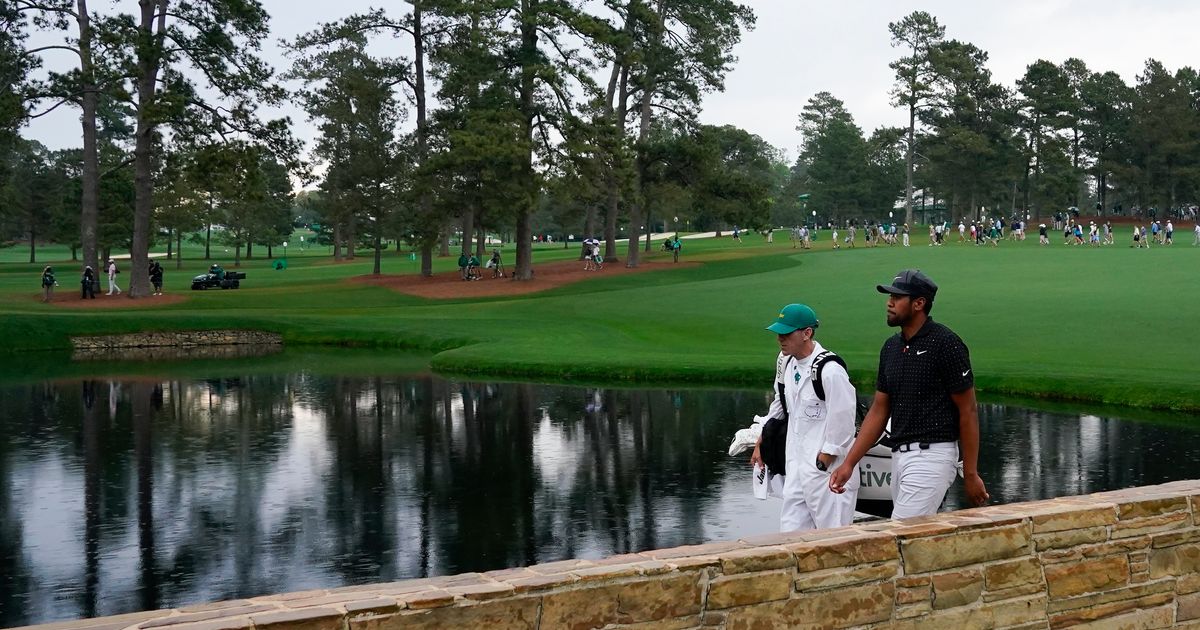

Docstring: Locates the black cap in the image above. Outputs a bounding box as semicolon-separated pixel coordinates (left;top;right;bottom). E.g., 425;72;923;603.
877;269;938;299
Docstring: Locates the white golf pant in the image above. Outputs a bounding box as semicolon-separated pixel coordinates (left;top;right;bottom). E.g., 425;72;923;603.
890;442;958;519
780;462;858;531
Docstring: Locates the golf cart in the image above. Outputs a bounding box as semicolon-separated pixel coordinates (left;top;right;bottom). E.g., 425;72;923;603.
191;264;246;290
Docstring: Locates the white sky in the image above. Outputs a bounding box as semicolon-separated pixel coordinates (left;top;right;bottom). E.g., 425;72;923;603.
22;0;1200;162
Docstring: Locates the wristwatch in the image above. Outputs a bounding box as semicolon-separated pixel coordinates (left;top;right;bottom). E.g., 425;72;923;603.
815;456;828;472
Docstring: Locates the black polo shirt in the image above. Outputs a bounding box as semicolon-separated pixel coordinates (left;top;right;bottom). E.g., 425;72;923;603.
876;318;974;445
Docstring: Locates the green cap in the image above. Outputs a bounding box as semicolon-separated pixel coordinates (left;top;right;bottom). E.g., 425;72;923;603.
766;304;818;335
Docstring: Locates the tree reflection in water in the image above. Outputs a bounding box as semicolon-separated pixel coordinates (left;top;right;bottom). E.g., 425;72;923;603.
1;374;1198;626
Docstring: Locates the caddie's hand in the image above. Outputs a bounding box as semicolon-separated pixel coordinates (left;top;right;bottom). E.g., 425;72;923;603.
749;438;763;469
828;465;851;494
965;473;990;506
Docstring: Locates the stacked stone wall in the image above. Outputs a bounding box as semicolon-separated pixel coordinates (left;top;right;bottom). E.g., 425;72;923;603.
72;330;282;352
25;480;1200;630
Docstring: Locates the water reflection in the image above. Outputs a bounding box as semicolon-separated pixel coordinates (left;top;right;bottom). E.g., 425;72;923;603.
0;375;1197;625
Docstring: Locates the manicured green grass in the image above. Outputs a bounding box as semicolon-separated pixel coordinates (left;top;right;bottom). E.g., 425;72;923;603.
3;229;1199;411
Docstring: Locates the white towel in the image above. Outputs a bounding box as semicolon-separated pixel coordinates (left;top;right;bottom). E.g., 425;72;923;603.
727;415;768;456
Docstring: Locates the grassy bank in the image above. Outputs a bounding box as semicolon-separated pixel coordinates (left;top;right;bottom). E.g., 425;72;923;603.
3;231;1199;411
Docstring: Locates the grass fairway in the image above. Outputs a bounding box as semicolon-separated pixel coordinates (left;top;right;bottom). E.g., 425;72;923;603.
2;231;1198;410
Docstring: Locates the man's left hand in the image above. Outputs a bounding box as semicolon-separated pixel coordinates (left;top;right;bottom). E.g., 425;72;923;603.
965;473;990;506
816;452;835;470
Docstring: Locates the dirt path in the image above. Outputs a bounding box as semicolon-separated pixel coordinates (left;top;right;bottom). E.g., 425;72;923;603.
351;257;696;299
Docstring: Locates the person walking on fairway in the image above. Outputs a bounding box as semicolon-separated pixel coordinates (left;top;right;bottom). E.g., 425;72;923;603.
751;304;859;531
828;270;989;518
41;266;57;302
105;259;121;295
457;251;470;280
149;260;164;295
81;265;97;299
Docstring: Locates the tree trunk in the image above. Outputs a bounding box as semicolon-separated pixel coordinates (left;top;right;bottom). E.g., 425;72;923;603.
904;102;915;228
333;223;343;261
78;0;100;275
439;220;451;257
603;182;620;263
604;63;630;263
345;220;356;260
515;212;533;279
175;231;182;270
245;236;252;259
413;1;435;277
420;242;433;276
373;232;382;275
1099;173;1107;216
1023;117;1038;219
512;0;538;281
204;217;211;259
29;229;35;263
626;2;663;268
128;0;167;299
165;228;173;259
1072;129;1081;208
234;243;241;267
460;209;473;257
475;216;486;259
643;203;653;253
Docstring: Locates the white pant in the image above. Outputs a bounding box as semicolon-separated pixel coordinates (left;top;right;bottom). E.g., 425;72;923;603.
902;234;909;247
107;273;121;293
780;460;858;531
890;442;957;519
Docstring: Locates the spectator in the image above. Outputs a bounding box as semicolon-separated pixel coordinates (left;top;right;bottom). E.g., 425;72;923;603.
41;266;57;302
467;253;481;280
81;266;96;299
105;259;121;295
149;261;164;295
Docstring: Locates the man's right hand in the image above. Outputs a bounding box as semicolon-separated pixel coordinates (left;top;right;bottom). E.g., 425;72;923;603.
750;438;763;469
828;465;852;494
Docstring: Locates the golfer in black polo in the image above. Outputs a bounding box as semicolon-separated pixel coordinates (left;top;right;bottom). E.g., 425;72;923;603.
828;269;989;517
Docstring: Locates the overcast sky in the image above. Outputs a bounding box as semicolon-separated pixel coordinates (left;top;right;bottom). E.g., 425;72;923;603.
22;0;1200;161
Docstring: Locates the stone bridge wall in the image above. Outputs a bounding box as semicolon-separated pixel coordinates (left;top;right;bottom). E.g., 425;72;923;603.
72;330;282;352
29;480;1200;630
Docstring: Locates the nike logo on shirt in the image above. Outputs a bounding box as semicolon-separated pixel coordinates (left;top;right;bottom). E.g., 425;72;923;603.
962;370;971;376
915;350;928;355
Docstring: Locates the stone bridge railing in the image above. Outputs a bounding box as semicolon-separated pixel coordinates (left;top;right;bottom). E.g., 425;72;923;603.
70;331;283;361
22;480;1200;630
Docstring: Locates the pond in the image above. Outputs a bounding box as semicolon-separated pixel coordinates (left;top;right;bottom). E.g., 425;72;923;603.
1;364;1198;625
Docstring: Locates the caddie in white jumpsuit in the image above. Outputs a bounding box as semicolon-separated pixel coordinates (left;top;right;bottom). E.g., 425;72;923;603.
752;304;859;531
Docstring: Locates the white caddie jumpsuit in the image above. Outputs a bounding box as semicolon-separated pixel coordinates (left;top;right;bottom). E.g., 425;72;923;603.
766;342;860;531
